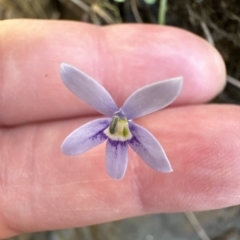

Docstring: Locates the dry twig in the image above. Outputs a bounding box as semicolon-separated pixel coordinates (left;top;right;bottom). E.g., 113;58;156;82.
69;0;90;12
130;0;143;23
91;3;115;24
185;212;211;240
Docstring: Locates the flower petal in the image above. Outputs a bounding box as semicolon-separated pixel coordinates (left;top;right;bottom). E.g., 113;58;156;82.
61;118;110;156
128;122;172;172
106;139;128;180
121;77;183;120
60;63;119;117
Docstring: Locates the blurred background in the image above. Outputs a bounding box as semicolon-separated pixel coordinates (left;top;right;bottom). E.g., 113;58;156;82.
1;0;240;239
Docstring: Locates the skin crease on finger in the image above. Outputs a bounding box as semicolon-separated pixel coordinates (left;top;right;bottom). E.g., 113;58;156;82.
1;105;240;237
0;19;226;126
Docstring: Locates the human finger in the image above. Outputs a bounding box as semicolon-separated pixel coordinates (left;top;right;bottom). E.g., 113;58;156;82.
0;104;239;237
0;20;225;126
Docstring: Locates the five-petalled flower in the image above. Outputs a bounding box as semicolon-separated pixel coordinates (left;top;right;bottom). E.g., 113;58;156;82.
60;63;183;180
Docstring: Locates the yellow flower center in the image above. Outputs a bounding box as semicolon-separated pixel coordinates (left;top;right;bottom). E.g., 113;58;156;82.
104;116;132;141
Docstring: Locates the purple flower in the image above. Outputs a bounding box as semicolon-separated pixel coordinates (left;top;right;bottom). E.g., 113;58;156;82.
60;63;183;180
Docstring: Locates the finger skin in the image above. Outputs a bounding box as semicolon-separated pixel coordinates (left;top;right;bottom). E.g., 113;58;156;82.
0;20;225;126
1;105;240;237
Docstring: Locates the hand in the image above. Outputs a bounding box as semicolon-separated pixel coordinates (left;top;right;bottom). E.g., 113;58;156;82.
0;19;236;238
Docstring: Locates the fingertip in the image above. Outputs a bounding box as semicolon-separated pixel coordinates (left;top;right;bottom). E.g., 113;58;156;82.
191;38;226;101
103;24;226;105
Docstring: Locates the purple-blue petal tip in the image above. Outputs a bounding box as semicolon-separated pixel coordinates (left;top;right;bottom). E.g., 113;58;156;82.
60;63;119;117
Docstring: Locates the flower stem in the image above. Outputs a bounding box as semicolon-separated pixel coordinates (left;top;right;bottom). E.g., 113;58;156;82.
158;0;168;25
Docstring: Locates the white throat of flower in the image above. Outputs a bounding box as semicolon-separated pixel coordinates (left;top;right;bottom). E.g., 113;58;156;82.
104;115;133;141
